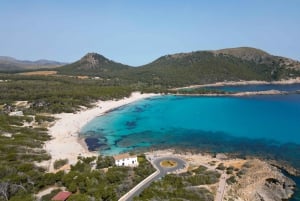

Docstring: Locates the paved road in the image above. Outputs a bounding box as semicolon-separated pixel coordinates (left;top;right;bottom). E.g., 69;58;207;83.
214;172;227;201
119;156;186;201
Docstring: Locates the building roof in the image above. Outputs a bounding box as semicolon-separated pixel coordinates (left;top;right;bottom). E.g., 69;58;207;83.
51;191;72;201
113;153;137;160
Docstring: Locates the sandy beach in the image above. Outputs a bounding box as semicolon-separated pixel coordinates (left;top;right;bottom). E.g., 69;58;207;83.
45;92;159;172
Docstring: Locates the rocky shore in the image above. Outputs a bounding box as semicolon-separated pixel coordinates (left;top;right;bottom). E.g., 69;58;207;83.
226;159;295;201
146;149;297;201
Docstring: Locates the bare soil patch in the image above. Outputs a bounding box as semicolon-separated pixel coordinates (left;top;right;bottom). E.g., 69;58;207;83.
160;160;178;168
19;71;57;76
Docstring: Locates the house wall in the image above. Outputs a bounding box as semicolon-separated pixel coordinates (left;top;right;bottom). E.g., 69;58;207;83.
115;157;138;167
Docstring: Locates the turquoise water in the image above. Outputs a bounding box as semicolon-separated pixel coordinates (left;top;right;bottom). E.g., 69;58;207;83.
81;94;300;162
81;92;300;200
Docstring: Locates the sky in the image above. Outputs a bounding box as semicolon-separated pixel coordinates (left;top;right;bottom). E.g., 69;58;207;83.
0;0;299;66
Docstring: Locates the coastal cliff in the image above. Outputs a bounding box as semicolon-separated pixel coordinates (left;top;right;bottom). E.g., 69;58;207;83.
226;159;295;201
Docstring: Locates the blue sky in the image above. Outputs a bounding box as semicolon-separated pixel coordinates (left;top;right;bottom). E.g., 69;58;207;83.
0;0;299;66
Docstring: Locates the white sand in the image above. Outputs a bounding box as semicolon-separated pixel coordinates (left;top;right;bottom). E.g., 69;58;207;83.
45;92;159;172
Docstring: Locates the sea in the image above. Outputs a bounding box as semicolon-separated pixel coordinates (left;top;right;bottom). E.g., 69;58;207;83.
80;83;300;200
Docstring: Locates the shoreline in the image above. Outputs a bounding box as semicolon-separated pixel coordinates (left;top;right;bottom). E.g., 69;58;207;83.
172;77;300;90
174;89;293;97
45;92;159;172
143;149;297;201
44;81;300;172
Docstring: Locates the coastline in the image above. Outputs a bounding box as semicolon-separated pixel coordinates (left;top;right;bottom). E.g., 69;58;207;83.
174;89;291;97
44;81;300;172
172;77;300;90
45;92;159;172
144;149;296;201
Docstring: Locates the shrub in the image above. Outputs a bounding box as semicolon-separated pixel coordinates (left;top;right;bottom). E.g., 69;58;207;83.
216;163;226;170
96;156;114;169
54;159;68;169
226;176;237;184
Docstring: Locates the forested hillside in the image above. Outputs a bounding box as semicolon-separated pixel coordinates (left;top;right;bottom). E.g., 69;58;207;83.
56;47;300;88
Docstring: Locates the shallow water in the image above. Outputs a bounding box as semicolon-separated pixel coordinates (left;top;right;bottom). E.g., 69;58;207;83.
81;94;300;165
81;91;300;200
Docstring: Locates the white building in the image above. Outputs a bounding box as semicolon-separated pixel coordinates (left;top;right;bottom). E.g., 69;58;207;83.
113;153;139;167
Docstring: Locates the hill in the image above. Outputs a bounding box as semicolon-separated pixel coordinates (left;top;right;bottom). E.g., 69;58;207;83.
132;51;272;86
213;47;300;70
56;53;130;77
129;47;300;86
45;47;300;87
0;56;66;72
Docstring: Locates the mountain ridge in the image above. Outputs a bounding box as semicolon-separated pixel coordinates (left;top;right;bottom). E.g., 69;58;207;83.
0;56;67;72
53;47;300;87
4;47;300;87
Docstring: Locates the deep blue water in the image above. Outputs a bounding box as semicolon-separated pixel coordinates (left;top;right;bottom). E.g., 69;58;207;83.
204;83;300;92
81;87;300;200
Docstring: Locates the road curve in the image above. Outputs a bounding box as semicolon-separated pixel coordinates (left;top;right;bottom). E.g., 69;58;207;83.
119;156;186;201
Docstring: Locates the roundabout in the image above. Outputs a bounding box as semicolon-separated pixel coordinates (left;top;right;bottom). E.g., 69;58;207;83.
152;156;186;175
160;159;178;168
120;156;186;201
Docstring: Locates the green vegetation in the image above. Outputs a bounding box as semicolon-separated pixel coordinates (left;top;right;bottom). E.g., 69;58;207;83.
226;166;235;175
53;159;68;170
0;114;51;200
38;155;154;201
182;165;221;186
216;163;226;170
40;189;61;201
96;155;115;169
35;115;55;124
1;47;300;200
226;176;237;185
133;155;155;184
0;74;134;113
0;152;155;201
0;73;159;200
0;105;156;200
135;165;220;201
56;53;130;77
174;87;228;95
56;49;300;88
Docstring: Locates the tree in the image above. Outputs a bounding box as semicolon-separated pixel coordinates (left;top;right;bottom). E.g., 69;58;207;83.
0;182;26;201
68;194;90;201
53;159;68;170
96;156;115;169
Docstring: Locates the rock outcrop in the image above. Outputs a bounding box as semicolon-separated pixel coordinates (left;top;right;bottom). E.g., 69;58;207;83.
226;159;295;201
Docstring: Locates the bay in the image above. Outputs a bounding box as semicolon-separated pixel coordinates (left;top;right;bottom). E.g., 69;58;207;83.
81;94;300;168
81;88;300;200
